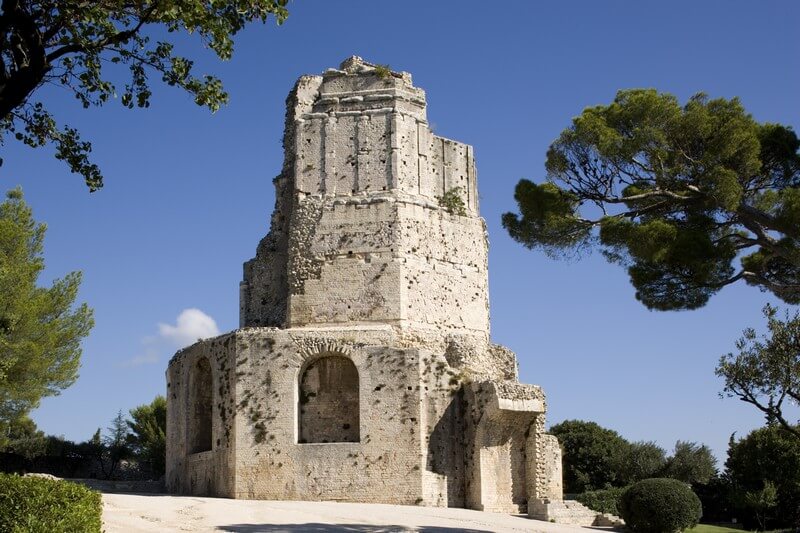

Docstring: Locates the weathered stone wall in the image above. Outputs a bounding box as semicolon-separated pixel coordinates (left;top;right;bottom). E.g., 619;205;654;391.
166;335;237;497
463;381;546;513
240;75;323;328
241;56;488;344
166;326;535;506
540;434;564;501
230;327;427;503
419;351;468;507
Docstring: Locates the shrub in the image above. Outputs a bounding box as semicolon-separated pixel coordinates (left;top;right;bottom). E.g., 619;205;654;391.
550;419;631;492
725;425;800;529
619;478;702;532
576;486;626;515
374;64;392;79
0;473;102;532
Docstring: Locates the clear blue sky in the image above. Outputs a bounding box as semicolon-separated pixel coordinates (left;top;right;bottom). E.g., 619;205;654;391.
3;1;798;463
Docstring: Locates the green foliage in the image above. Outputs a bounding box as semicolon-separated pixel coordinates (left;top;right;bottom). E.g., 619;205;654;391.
717;305;800;438
0;1;291;190
100;411;132;479
437;186;468;216
503;89;800;310
374;64;392;79
549;420;630;492
552;419;718;496
576;486;626;515
0;188;94;425
619;478;702;532
127;396;166;476
0;473;102;532
502;181;589;256
691;477;733;526
740;481;778;531
0;415;47;459
662;441;718;485
618;440;668;485
725;425;800;529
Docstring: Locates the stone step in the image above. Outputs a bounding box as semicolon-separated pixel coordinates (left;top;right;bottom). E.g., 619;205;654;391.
531;499;625;527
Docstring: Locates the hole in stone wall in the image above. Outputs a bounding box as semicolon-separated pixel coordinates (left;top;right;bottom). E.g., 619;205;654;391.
298;355;360;443
188;357;212;454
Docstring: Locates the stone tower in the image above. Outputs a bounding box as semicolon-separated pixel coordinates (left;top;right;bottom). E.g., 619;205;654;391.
166;57;563;517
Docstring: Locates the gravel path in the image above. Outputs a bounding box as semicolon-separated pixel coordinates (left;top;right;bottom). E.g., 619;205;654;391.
102;494;602;533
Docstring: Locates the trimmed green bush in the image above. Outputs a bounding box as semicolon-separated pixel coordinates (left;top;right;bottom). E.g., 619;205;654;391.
576;486;626;515
620;478;702;532
0;473;102;532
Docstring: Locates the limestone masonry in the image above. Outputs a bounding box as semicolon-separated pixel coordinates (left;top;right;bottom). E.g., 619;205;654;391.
166;57;565;519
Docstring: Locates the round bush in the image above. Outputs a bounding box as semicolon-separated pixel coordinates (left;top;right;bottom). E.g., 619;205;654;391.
0;473;102;532
619;478;702;532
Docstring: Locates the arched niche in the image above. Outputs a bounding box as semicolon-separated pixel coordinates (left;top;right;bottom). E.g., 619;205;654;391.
188;356;212;453
298;355;360;443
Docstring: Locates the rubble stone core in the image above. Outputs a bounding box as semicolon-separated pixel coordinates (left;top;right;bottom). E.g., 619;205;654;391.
166;57;563;518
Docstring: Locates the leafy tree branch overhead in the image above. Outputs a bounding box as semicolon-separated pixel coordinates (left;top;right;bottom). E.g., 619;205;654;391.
717;304;800;439
0;0;290;190
503;89;800;310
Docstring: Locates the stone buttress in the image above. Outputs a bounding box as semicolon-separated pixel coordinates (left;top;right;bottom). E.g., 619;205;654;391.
166;57;563;518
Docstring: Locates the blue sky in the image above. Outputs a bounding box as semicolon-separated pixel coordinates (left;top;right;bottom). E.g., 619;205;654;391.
3;1;798;463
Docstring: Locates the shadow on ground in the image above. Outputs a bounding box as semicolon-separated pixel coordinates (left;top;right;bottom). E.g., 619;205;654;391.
218;524;492;532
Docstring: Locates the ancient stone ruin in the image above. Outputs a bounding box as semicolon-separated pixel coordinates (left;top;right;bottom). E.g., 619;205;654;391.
166;56;565;519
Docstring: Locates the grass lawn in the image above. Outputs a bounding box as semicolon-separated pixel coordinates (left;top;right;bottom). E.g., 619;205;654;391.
687;526;744;533
686;526;793;533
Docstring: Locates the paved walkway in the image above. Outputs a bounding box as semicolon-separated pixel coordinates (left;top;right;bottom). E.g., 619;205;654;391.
102;494;604;532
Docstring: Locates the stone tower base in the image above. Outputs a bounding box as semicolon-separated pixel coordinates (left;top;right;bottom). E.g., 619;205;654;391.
166;326;562;514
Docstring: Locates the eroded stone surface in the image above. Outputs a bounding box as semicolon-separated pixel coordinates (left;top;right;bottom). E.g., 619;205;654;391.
166;56;563;517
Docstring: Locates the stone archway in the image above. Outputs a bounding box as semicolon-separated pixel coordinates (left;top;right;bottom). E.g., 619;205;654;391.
298;355;360;443
188;357;212;454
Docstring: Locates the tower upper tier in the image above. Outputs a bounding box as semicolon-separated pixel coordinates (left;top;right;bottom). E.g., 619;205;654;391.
241;57;489;337
292;56;478;210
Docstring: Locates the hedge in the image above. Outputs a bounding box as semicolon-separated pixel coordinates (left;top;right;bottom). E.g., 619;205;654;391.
576;486;626;515
620;478;702;532
0;474;102;533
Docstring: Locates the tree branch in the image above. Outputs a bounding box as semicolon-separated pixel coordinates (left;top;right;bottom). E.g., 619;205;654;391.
0;1;47;118
739;203;800;241
46;4;159;63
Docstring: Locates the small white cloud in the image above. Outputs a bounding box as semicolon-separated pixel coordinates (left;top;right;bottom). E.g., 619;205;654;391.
158;308;220;349
120;347;159;368
120;308;220;367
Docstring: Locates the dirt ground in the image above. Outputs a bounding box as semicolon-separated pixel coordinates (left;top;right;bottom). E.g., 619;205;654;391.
102;493;601;532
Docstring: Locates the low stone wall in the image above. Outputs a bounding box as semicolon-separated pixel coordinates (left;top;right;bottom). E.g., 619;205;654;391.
67;478;165;494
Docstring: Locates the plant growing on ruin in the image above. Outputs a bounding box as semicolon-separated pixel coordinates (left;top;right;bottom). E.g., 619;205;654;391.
503;89;800;310
437;187;467;216
0;188;94;426
0;1;290;190
374;64;392;79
